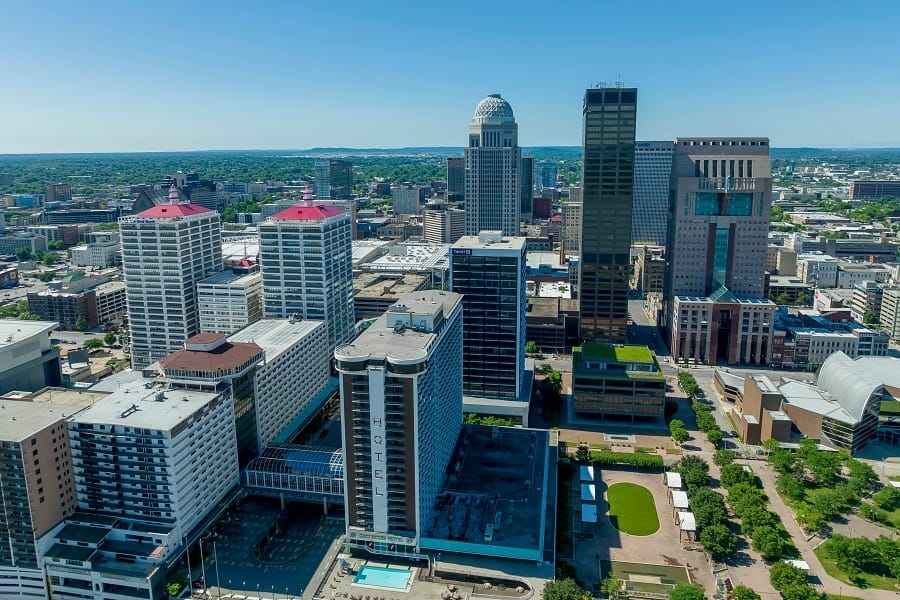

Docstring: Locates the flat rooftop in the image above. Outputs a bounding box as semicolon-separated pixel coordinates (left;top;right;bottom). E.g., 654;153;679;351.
577;344;655;364
423;426;549;553
0;319;57;347
454;234;526;251
0;392;99;441
361;241;449;272
353;272;429;299
336;291;461;363
198;269;260;287
228;318;324;363
71;377;223;432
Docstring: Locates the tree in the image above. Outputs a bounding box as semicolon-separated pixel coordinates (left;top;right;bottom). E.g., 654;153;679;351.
796;292;811;306
720;464;755;489
706;429;723;448
761;438;781;455
84;338;104;350
863;309;878;324
691;488;728;529
14;247;32;261
700;523;737;559
43;253;57;266
668;583;705;600
672;427;689;445
751;525;789;562
526;340;540;355
731;585;761;600
75;315;88;332
775;292;791;305
575;444;591;463
599;570;619;599
713;450;736;466
769;561;807;591
39;271;55;282
104;331;117;346
873;486;900;511
803;448;842;485
542;578;589;600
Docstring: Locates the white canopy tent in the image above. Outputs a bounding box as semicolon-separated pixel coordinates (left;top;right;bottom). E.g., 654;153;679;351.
672;490;689;510
665;472;683;489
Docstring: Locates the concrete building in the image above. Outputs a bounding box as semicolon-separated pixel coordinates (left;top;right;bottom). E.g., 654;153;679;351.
353;272;429;319
44;208;119;225
836;261;890;288
27;288;99;330
120;186;222;368
197;267;262;334
70;240;119;268
578;86;637;344
850;280;884;323
526;296;579;353
632;140;674;246
665;138;774;365
572;344;666;424
422;201;465;244
44;182;72;204
634;245;665;295
465;94;521;237
0;390;97;599
562;201;582;254
880;288;900;341
357;241;450;289
446;157;464;203
259;202;355;349
0;232;47;255
766;275;812;305
0;320;61;395
392;186;423;215
335;290;463;557
68;376;240;541
790;328;859;369
450;232;527;417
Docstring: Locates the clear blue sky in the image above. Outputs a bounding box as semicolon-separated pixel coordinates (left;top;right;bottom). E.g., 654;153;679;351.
2;0;898;153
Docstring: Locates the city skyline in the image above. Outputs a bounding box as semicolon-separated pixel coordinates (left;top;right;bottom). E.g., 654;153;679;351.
2;1;900;153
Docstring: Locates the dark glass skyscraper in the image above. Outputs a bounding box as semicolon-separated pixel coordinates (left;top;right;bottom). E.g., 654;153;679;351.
578;86;637;344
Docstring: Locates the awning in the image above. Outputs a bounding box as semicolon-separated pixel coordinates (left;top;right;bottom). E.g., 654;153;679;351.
665;472;683;488
677;511;696;532
672;490;689;509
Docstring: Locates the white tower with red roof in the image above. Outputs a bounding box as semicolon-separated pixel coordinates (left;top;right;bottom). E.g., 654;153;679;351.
258;196;354;348
120;185;223;368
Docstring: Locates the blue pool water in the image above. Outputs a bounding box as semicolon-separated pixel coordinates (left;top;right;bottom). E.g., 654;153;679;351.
353;565;412;589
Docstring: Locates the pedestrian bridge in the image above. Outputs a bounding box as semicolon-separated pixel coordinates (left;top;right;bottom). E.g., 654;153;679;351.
243;444;345;504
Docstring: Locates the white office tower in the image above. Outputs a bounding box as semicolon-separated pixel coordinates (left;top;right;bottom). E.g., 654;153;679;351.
423;201;466;244
197;267;262;334
465;94;521;237
120;185;222;368
335;290;463;557
259;198;355;349
67;378;240;542
632;141;674;246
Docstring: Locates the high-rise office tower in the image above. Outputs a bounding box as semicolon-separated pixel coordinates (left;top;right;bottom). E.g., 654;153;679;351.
446;157;465;203
336;290;463;555
464;94;521;237
632;141;674;246
562;201;583;254
450;232;528;422
392;185;423;215
423;201;465;244
121;186;222;369
665;138;775;365
259;201;355;348
578;86;637;344
535;160;558;191
520;156;534;220
44;182;72;204
315;159;353;200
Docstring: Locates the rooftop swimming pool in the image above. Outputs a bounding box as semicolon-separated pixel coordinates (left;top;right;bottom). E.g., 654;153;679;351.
353;565;412;590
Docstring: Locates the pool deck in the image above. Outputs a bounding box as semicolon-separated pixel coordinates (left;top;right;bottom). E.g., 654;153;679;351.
352;565;415;594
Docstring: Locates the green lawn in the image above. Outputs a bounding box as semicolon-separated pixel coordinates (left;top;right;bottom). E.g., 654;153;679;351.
814;545;900;591
826;595;865;600
606;482;660;536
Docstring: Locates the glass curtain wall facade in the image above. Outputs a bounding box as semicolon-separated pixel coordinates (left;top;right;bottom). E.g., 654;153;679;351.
578;87;637;344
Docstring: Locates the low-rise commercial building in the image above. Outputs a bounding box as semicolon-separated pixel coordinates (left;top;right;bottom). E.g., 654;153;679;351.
352;272;429;319
0;320;61;395
572;344;666;424
70;240;120;268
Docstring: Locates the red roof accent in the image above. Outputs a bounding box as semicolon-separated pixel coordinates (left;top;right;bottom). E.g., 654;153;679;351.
135;203;212;218
272;204;345;221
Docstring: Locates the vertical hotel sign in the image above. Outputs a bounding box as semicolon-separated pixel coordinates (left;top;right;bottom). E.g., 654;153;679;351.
369;368;388;532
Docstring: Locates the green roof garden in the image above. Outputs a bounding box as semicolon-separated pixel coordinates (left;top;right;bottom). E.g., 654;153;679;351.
576;344;656;364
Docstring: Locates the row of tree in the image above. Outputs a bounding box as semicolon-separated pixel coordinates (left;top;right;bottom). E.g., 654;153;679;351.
674;456;739;560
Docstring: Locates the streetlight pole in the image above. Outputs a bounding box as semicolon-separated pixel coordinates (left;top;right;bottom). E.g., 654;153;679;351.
213;539;222;600
199;537;208;594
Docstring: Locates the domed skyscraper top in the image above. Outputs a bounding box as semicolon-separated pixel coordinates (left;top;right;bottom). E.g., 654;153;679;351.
472;94;515;124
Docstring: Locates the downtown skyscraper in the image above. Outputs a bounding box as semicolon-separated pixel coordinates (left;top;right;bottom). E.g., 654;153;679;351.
578;86;637;344
464;94;521;237
121;186;222;369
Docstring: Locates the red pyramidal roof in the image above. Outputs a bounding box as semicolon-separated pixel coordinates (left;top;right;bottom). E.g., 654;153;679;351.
135;184;213;218
272;204;345;221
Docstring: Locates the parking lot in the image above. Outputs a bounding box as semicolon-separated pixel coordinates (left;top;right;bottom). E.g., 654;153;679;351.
201;497;344;599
